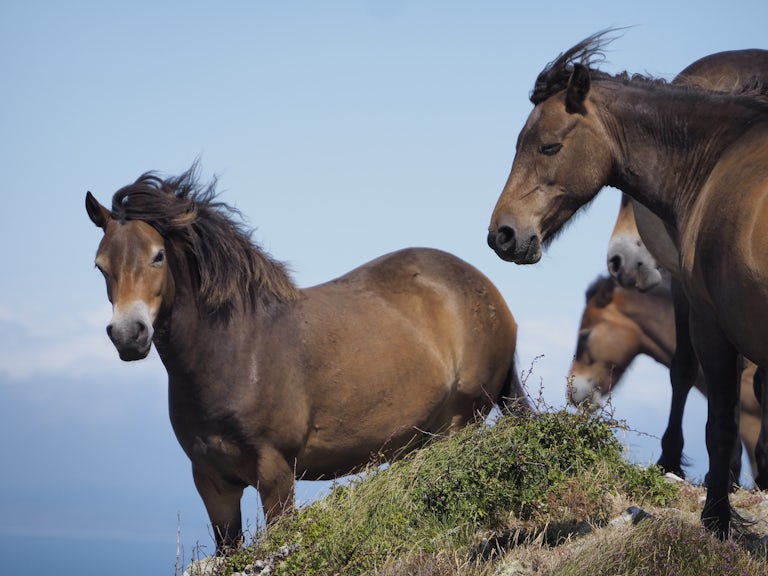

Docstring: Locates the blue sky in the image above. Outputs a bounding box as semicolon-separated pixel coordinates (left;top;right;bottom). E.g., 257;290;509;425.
1;1;766;574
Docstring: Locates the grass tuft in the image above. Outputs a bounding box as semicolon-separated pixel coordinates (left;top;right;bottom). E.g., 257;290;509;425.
553;512;762;576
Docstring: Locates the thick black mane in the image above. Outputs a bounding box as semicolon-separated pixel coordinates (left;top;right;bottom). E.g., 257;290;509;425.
111;163;299;313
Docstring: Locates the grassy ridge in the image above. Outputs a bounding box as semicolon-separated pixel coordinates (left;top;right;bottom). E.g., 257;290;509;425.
202;406;766;576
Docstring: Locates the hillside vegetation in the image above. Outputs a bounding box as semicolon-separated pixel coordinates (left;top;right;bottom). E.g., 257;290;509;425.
185;404;768;576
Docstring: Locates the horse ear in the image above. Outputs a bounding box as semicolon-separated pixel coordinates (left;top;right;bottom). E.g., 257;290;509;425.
86;191;111;230
594;278;615;308
566;63;590;114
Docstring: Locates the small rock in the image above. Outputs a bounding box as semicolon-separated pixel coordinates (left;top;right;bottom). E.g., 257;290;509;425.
183;556;225;576
663;472;686;483
610;505;652;527
494;559;525;575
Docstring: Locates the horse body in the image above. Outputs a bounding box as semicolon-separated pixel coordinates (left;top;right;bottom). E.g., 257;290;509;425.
487;32;768;536
166;246;518;540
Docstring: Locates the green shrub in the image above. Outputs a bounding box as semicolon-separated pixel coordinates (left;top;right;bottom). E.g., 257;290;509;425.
217;408;679;576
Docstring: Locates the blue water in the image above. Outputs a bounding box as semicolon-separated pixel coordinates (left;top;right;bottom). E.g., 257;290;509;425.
0;533;206;576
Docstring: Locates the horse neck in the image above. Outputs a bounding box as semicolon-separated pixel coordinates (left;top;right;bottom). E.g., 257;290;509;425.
152;247;278;382
613;285;676;366
596;82;762;227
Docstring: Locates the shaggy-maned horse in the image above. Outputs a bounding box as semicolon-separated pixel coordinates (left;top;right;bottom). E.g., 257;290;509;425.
487;31;768;537
87;167;525;552
569;274;764;484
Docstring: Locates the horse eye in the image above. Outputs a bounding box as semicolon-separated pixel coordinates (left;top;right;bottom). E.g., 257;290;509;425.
539;143;563;156
152;249;165;266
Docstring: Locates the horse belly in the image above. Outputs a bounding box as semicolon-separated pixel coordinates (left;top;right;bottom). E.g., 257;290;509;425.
294;359;457;478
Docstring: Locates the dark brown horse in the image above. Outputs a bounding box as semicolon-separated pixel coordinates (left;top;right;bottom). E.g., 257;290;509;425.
87;166;526;552
603;50;768;488
569;274;765;484
487;31;768;537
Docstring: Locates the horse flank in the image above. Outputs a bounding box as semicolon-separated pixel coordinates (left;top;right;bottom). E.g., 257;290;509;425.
109;165;299;314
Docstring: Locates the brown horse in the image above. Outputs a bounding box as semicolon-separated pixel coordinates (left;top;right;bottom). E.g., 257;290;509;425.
487;31;768;537
568;274;764;484
603;51;768;489
87;166;526;552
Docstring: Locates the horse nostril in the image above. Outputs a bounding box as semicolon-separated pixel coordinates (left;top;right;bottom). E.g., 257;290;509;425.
608;254;623;274
106;324;114;339
495;226;516;251
136;321;148;342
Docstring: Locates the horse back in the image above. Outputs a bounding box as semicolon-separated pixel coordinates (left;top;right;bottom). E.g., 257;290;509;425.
677;49;768;92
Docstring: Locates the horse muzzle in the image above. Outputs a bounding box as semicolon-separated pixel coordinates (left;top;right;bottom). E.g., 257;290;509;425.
486;226;542;264
606;238;663;292
106;303;154;361
567;375;603;412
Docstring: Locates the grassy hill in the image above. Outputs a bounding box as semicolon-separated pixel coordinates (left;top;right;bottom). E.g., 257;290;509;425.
184;404;768;576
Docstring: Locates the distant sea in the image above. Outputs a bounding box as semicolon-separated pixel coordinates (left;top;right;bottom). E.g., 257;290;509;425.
0;533;206;576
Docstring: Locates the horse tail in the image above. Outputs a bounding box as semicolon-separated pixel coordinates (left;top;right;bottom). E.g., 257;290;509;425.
497;352;532;414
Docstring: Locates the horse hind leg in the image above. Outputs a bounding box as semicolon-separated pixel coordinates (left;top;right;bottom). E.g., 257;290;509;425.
752;365;768;490
690;310;740;539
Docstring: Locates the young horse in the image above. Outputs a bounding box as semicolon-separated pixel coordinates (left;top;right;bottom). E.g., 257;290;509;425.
568;274;764;484
487;31;768;537
569;273;676;407
87;167;526;552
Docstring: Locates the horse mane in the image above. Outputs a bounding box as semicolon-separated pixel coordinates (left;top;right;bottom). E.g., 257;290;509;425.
110;163;300;314
585;275;615;308
530;29;622;104
531;29;768;105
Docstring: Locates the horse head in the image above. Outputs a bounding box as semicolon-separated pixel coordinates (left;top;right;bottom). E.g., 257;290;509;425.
86;192;173;361
606;194;665;291
487;63;613;264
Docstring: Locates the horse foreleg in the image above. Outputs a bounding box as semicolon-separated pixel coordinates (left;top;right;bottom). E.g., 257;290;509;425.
690;310;739;539
192;465;245;554
658;282;697;477
257;445;296;523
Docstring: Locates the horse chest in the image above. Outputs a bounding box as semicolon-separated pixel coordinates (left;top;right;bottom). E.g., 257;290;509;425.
192;433;244;464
